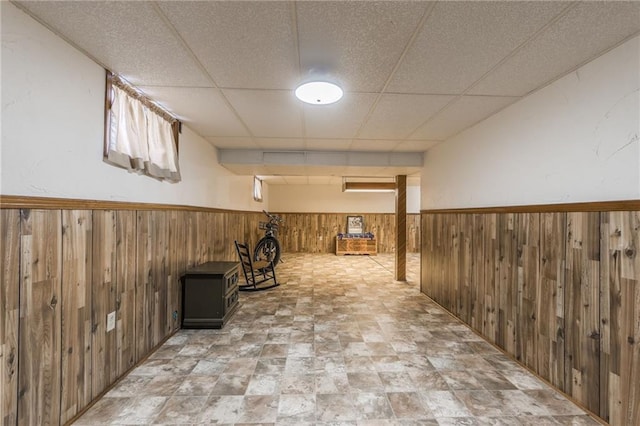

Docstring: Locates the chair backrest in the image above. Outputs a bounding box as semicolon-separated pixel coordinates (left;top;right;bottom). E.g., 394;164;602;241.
234;241;255;281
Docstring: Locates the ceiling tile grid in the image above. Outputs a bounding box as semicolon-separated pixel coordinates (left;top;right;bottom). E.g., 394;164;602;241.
12;0;640;181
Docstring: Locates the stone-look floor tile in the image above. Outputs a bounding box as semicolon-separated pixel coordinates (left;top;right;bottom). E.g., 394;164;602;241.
315;373;351;394
454;391;508;417
210;374;251;395
74;254;594;426
72;397;132;425
198;395;244;423
143;375;185;396
469;370;517;390
387;392;434;420
246;374;281;395
352;392;394;420
523;390;588;416
191;358;227;375
500;370;546;390
237;395;280;423
420;391;471;418
281;374;315;394
260;343;289;358
552;415;601;425
223;357;258;375
348;372;385;392
113;396;167;424
105;375;151;397
174;374;218;396
152;395;208;424
439;370;485;390
255;358;287;375
378;371;416;392
409;370;450;391
474;417;522;425
316;393;358;422
283;356;315;375
277;394;316;422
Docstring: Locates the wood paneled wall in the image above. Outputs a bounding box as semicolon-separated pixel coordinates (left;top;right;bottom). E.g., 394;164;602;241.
0;208;264;426
421;211;640;425
275;213;420;254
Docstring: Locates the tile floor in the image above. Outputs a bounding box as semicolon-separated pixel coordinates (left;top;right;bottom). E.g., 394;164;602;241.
75;253;600;425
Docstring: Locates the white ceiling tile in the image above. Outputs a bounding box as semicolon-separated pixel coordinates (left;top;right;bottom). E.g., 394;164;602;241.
17;1;211;87
296;1;429;92
138;87;248;137
224;90;303;138
359;94;453;139
350;140;400;152
283;176;309;185
157;2;297;89
343;166;388;177
220;164;267;176
206;137;259;149
305;139;352;151
305;166;348;177
410;95;518;140
470;2;640;97
304;93;377;139
266;165;308;176
254;138;306;151
307;176;334;185
261;176;288;185
387;1;570;94
393;140;440;152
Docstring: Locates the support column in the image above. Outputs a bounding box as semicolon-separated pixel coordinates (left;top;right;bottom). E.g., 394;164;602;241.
395;175;407;281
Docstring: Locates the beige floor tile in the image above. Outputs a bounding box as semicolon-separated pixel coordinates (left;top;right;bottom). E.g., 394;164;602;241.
74;253;596;425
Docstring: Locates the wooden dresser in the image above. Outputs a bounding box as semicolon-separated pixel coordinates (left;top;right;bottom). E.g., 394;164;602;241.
336;237;377;255
181;261;240;329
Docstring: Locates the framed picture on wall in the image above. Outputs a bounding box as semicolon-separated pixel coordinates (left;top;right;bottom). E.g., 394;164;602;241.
347;215;364;234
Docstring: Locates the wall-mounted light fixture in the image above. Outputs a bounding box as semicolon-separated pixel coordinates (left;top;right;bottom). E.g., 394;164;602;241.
342;177;396;192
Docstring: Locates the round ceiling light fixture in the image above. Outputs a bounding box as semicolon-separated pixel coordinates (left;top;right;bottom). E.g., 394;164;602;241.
295;81;343;105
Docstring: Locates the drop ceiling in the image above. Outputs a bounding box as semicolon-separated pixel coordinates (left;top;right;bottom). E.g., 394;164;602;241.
13;1;640;184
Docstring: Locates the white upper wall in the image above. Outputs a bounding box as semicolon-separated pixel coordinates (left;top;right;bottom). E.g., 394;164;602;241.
422;35;640;209
1;2;265;211
269;184;420;214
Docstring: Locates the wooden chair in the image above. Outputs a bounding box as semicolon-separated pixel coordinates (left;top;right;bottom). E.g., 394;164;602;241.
234;241;280;291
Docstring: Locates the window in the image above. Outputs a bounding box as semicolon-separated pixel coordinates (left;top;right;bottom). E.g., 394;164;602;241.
104;72;181;182
253;176;263;202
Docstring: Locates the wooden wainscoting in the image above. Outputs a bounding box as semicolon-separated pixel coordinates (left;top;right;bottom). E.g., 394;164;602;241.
0;205;265;426
275;213;420;254
420;209;640;425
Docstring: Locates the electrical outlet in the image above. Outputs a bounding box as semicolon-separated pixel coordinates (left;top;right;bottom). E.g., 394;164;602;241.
106;311;116;332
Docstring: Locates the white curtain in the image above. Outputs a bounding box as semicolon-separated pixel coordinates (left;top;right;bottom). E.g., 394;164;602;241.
107;85;181;182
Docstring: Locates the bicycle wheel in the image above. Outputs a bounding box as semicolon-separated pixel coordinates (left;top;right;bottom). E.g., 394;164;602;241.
254;236;281;267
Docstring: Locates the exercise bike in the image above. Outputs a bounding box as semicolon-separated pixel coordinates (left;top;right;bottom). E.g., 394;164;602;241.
254;210;283;267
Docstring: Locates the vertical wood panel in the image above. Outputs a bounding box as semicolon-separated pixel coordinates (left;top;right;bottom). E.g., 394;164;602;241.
91;211;118;398
152;211;168;347
136;211;152;360
396;175;407;281
116;211;136;376
565;212;600;412
167;211;183;334
275;213;419;254
61;210;92;423
601;211;640;425
538;212;566;388
471;214;485;332
483;214;498;343
18;209;62;425
1;210;20;426
515;213;539;368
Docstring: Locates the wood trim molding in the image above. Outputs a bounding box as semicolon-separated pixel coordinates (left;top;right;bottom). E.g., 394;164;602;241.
0;195;259;214
421;199;640;214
